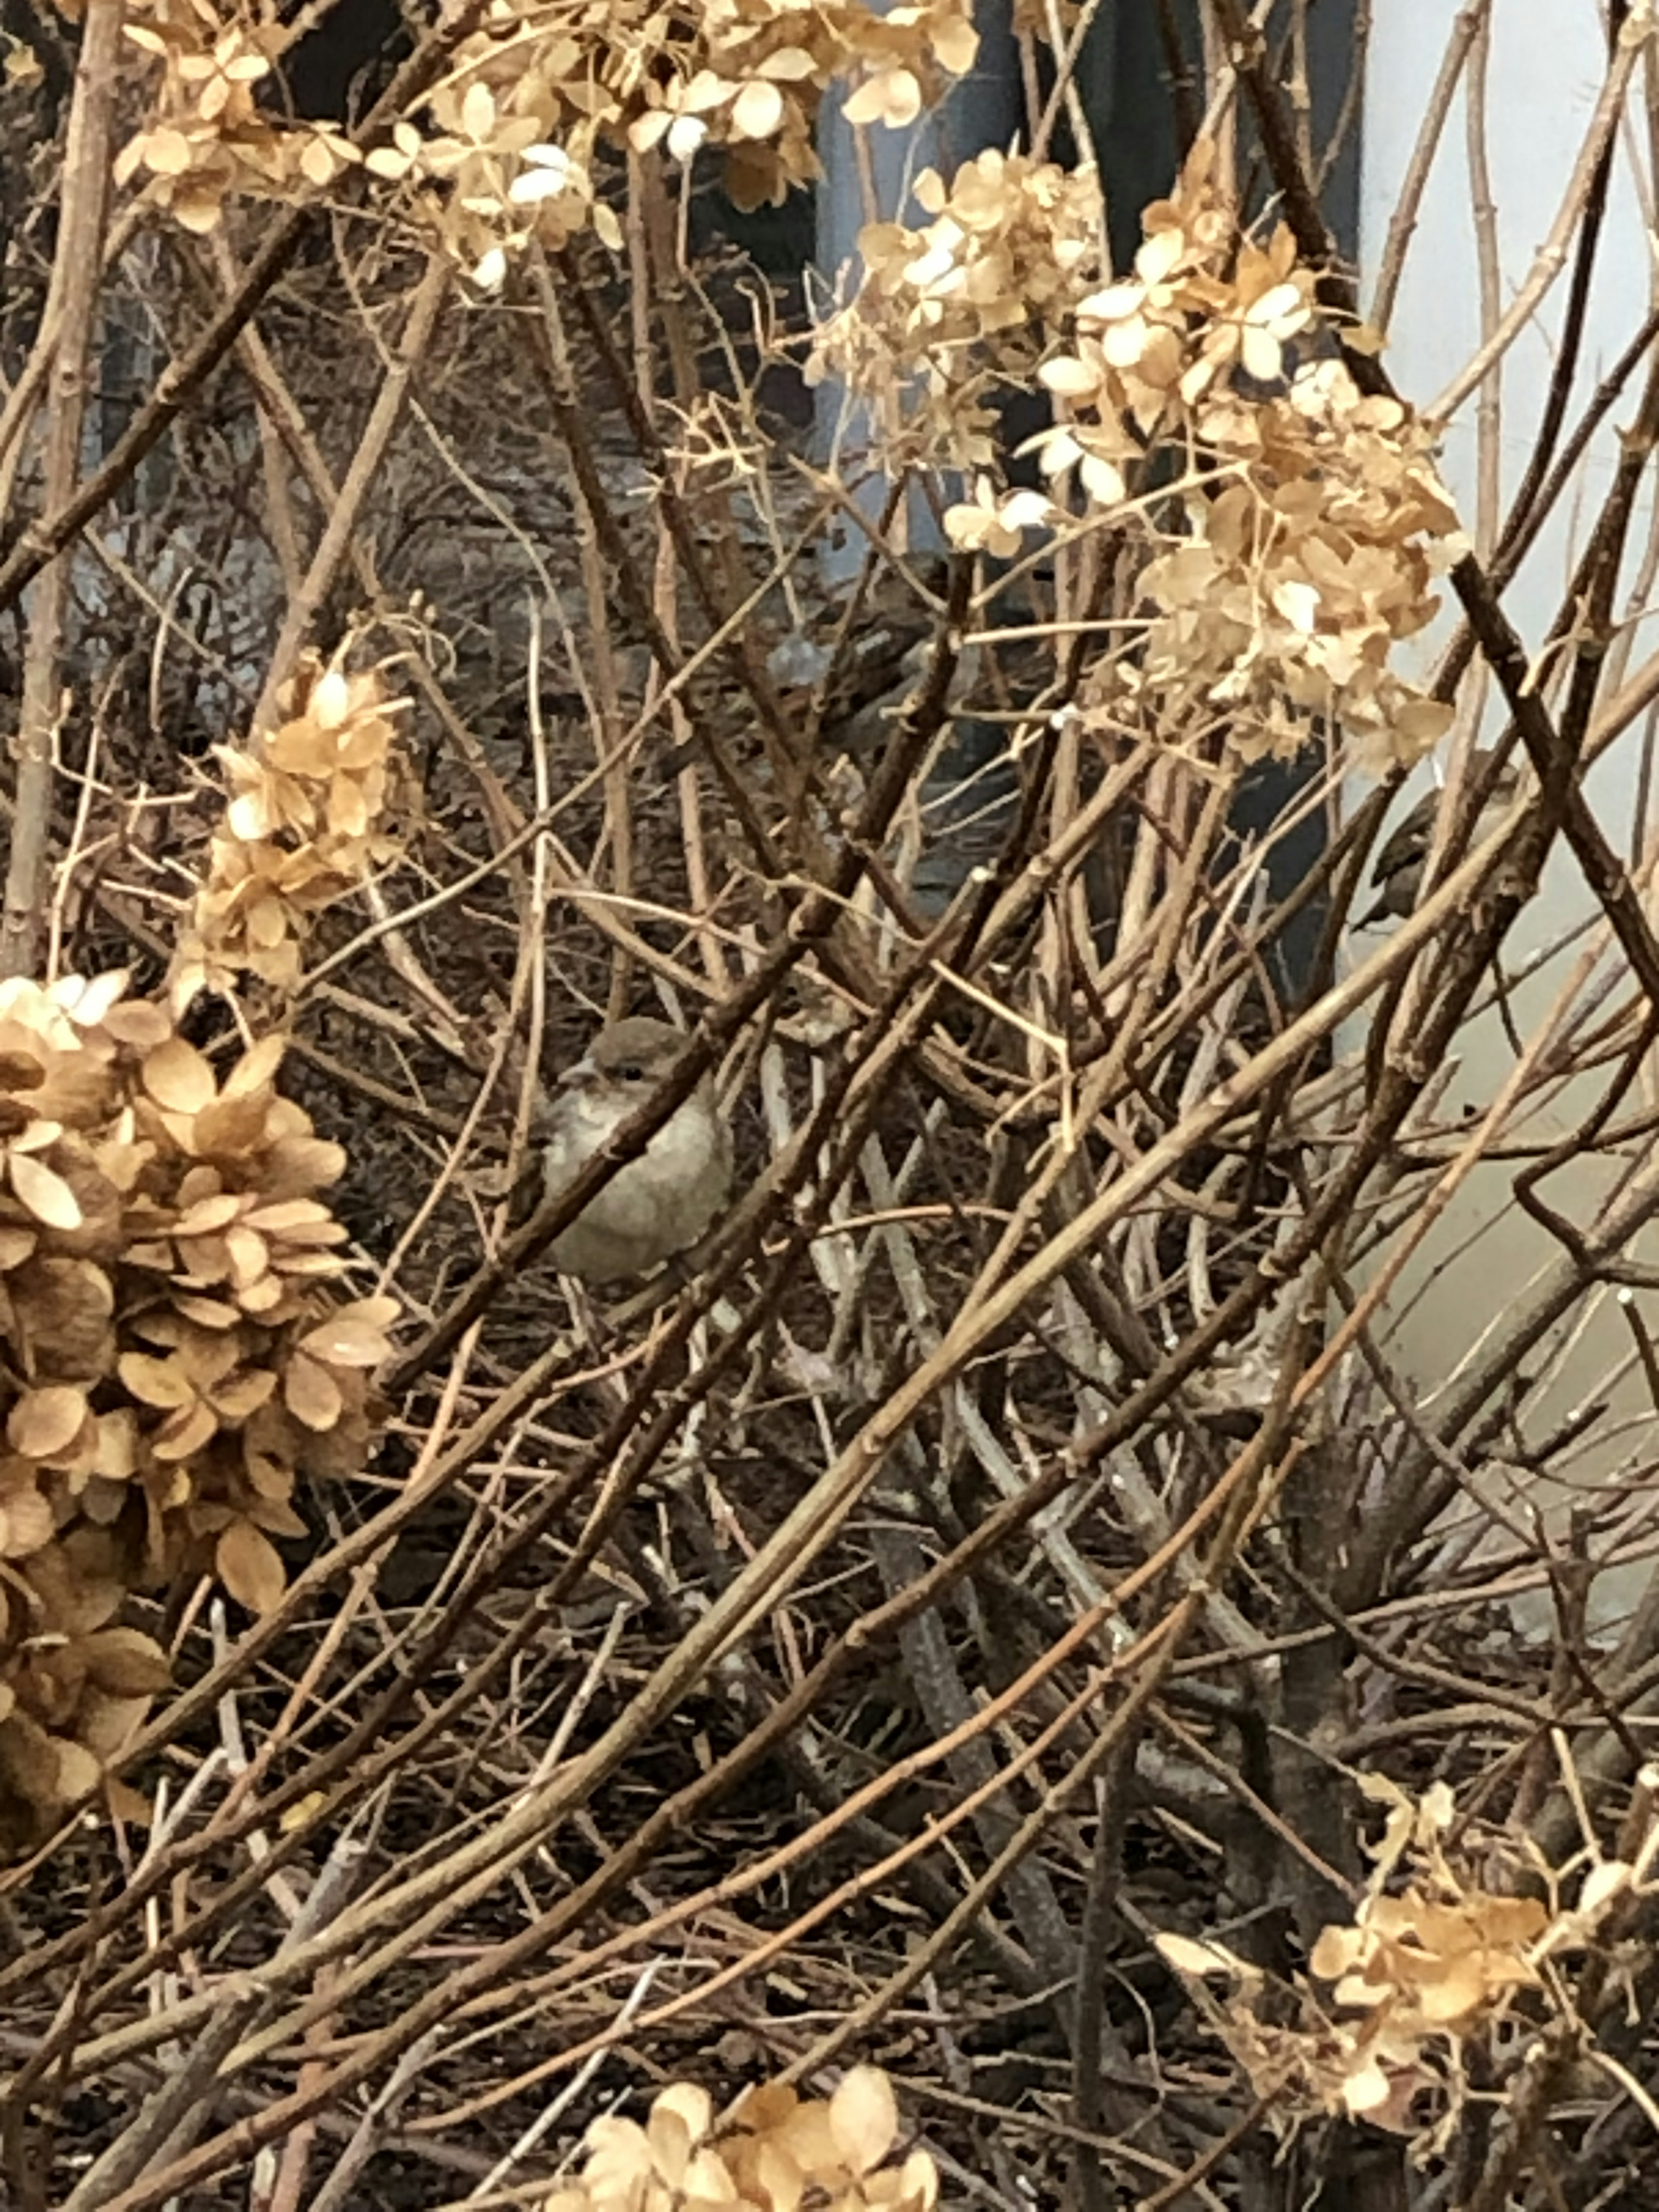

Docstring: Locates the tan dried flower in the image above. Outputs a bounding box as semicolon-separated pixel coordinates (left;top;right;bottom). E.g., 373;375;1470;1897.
801;124;1466;769
810;148;1104;477
1157;1773;1655;2152
0;974;399;1848
172;646;411;1011
1030;139;1460;768
545;2066;937;2212
114;0;319;232
112;0;977;271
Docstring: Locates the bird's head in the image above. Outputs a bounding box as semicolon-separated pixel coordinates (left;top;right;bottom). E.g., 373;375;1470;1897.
560;1016;690;1110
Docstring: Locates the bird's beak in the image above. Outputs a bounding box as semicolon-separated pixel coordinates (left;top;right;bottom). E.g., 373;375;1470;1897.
560;1055;597;1089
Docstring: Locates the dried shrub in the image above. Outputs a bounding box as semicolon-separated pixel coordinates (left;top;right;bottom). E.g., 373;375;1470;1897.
18;0;1659;2202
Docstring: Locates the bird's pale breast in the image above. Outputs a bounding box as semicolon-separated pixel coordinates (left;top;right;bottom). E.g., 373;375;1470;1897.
542;1087;730;1282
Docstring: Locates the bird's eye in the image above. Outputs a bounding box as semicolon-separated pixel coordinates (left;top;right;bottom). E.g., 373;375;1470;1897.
618;1064;647;1084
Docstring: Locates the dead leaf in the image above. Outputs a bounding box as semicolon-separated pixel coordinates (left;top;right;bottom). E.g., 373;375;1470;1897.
216;1517;287;1615
8;1384;89;1460
142;1037;218;1114
10;1152;84;1230
81;1628;172;1697
284;1352;343;1431
830;2066;898;2174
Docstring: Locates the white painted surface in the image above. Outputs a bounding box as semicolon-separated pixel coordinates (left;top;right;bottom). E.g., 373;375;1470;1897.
1356;0;1659;1614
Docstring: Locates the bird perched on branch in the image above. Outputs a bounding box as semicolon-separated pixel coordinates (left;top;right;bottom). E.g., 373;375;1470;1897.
1357;750;1522;927
540;1016;732;1284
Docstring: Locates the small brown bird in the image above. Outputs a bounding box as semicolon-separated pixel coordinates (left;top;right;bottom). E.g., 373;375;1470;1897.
540;1016;733;1284
1358;750;1522;926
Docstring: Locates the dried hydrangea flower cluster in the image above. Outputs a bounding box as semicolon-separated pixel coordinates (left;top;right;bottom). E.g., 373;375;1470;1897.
111;0;356;234
627;0;980;205
1093;361;1461;770
544;2069;938;2212
1038;140;1461;766
104;0;981;282
1157;1773;1655;2152
807;149;1103;475
172;648;408;1011
0;972;397;1846
381;0;979;286
812;132;1462;770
